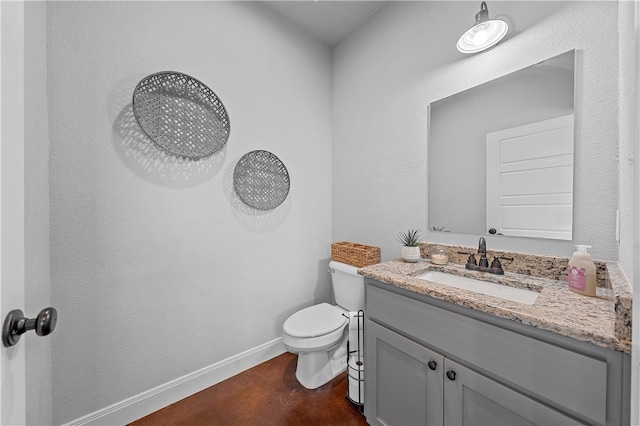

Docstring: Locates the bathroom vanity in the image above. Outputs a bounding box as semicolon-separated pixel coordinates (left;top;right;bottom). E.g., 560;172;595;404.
359;256;631;426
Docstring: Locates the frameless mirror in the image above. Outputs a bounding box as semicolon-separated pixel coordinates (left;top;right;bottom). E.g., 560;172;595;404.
428;50;575;240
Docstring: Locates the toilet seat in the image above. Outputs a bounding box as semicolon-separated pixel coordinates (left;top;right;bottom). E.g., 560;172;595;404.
283;303;347;338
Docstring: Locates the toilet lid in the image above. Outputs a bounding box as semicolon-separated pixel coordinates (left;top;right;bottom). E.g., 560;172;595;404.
283;303;347;338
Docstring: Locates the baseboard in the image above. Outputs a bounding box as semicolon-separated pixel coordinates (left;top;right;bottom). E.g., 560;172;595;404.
64;338;286;426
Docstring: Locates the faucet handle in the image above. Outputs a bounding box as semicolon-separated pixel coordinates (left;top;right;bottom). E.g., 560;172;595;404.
490;256;513;274
457;252;477;266
489;257;505;275
467;253;478;265
492;256;514;266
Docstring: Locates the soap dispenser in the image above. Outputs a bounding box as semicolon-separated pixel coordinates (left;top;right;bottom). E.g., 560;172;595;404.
567;245;597;297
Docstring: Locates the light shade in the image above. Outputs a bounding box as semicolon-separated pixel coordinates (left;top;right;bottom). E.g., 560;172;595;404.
457;2;509;54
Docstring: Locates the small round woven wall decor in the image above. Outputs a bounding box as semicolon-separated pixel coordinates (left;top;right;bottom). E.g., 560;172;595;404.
233;150;290;210
132;71;230;160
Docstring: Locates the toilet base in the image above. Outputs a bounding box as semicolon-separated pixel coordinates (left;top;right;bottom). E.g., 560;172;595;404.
295;343;348;389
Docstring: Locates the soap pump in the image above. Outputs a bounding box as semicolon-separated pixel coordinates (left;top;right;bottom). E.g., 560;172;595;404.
567;245;597;297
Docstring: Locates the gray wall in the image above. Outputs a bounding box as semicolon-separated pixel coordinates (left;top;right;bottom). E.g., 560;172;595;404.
333;1;622;262
44;2;333;423
24;2;52;425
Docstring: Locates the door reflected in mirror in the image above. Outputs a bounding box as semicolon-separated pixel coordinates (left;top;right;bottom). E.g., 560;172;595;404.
428;50;575;240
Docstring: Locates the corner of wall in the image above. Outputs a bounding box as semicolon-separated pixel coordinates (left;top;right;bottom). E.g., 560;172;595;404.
24;1;52;425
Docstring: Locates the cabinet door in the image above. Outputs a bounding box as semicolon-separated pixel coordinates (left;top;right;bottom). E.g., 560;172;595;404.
365;321;444;426
443;358;581;426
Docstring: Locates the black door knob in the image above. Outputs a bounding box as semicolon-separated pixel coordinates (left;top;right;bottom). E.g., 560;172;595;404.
2;307;58;347
427;360;437;370
35;307;57;337
446;370;456;381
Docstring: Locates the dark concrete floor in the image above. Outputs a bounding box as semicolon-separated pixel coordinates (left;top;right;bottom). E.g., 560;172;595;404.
129;352;369;425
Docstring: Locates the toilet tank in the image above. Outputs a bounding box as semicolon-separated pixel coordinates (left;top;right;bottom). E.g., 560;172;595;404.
329;260;365;311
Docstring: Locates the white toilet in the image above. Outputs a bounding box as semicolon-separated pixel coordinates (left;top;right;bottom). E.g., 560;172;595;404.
282;260;364;389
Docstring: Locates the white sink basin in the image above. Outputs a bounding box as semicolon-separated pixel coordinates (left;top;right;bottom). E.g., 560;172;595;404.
416;270;540;305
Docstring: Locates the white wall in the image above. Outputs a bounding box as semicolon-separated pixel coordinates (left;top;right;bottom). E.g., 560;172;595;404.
618;1;638;286
618;2;640;423
333;1;621;261
45;2;332;423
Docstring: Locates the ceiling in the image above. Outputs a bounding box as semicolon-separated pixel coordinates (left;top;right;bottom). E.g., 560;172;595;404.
264;1;387;47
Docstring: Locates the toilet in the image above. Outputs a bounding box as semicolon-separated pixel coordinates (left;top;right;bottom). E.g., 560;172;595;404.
282;260;364;389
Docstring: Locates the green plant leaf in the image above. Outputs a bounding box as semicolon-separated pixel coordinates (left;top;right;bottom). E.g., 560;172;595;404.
397;228;421;246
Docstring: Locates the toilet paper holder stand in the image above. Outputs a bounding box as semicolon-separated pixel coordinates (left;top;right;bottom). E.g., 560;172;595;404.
344;310;365;412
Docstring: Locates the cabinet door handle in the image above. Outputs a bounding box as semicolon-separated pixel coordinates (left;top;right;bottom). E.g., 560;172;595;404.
446;370;456;381
427;360;437;370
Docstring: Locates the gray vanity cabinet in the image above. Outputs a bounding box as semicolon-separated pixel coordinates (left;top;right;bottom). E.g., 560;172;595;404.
442;358;579;425
366;320;578;426
366;320;444;425
364;279;631;426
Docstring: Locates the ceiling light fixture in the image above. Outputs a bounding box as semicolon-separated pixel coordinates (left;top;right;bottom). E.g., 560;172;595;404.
456;1;509;54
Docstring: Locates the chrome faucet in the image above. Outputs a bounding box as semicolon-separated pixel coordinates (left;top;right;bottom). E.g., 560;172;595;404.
459;237;513;275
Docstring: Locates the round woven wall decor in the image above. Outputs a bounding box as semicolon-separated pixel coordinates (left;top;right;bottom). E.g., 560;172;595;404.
233;150;290;210
132;71;230;160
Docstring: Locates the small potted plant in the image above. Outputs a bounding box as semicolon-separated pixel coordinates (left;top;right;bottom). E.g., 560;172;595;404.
397;229;422;263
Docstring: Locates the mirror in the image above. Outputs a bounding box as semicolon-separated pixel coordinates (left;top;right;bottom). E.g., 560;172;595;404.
428;50;575;240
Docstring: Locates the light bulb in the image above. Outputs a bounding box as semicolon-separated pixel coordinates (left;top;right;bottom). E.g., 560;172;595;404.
473;28;489;46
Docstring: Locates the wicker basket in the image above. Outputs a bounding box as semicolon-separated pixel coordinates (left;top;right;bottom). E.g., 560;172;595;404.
331;242;381;268
234;150;290;210
132;71;230;160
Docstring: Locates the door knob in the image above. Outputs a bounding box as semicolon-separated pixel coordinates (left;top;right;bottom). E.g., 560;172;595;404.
2;307;57;347
446;370;457;381
427;360;437;370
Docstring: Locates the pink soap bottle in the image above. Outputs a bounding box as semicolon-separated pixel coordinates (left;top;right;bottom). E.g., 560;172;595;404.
567;245;597;297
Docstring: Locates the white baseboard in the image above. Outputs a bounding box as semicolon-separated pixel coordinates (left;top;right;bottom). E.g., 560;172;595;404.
64;338;286;426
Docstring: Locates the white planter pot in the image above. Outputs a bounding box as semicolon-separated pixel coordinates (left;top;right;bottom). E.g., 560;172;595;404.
401;246;420;263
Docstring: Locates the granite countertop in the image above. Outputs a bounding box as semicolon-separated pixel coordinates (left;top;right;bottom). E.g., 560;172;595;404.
358;259;632;354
